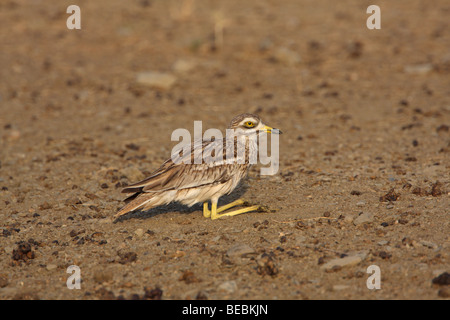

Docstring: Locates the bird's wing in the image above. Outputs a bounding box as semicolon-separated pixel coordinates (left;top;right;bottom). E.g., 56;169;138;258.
121;138;247;194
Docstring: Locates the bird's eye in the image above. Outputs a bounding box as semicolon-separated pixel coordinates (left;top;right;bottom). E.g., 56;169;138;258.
244;121;255;128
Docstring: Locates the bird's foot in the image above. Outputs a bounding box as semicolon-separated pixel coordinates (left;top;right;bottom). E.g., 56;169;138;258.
211;205;262;220
203;199;269;220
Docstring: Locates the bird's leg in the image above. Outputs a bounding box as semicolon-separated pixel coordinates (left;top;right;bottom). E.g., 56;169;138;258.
211;198;262;220
203;202;211;218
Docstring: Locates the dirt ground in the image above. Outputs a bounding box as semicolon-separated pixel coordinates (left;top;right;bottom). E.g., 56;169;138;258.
0;0;449;300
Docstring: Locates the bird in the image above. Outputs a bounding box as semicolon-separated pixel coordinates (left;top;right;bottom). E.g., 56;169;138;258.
114;113;281;220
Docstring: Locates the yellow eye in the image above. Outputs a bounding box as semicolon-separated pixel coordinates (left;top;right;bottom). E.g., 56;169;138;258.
244;121;255;127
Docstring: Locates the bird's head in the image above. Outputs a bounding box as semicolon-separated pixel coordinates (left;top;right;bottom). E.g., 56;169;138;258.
228;113;282;136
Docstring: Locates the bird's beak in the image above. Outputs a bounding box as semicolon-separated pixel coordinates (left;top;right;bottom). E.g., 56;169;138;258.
263;125;282;134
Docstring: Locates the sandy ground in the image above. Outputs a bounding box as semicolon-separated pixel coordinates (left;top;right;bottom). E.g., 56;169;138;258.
0;0;449;300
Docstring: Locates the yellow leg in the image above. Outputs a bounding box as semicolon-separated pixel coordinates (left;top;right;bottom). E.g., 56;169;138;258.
203;202;211;218
210;199;263;220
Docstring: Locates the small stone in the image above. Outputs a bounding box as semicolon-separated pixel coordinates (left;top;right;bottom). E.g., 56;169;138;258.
38;202;52;210
172;59;197;73
256;253;279;276
46;264;57;271
375;251;392;260
343;215;354;224
8;130;21;141
321;252;367;272
118;251;137;264
136;71;177;90
273;47;301;66
218;281;237;294
356;201;366;207
404;63;433;75
179;270;200;284
226;243;255;257
64;197;83;206
333;284;350;291
420;240;438;249
430;181;444;197
353;212;374;225
134;228;145;238
380;188;399;202
432;272;450;286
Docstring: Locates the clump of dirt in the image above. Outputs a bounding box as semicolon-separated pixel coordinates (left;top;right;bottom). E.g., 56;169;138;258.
256;252;279;277
379;188;400;202
11;242;35;265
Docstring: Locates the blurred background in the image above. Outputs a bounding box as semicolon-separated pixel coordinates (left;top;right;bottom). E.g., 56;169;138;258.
1;0;449;153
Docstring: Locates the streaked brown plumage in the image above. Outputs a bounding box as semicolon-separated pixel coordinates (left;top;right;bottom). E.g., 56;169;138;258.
114;113;281;220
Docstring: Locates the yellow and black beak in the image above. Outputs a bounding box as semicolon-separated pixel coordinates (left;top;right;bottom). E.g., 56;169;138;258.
263;125;282;134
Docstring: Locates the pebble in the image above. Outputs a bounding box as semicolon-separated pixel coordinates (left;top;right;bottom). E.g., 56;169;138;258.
218;280;237;294
420;240;438;249
8;130;21;141
353;212;374;225
333;284;350;291
321;252;367;272
404;63;433;75
356;201;366;207
172;59;197;73
273;47;301;66
343;215;354;224
226;243;255;257
46;264;57;271
136;71;177;89
432;272;450;286
134;228;145;238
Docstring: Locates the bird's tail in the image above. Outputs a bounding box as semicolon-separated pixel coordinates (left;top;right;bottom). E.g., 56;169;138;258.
114;193;157;219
